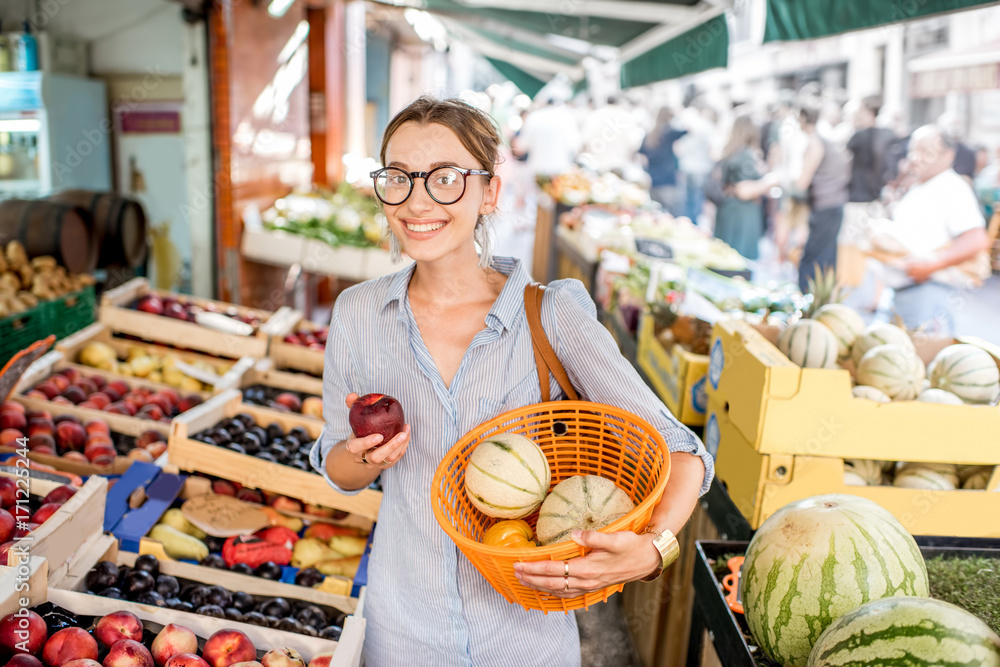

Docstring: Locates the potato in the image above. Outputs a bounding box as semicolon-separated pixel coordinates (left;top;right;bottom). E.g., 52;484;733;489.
0;272;19;293
30;256;57;271
16;265;33;288
0;302;8;318
17;292;37;309
0;251;7;274
5;241;27;269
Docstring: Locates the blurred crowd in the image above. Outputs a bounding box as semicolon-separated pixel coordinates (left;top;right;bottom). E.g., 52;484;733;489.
508;87;996;335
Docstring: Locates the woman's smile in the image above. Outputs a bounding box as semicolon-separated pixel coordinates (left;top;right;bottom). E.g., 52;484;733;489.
401;217;449;238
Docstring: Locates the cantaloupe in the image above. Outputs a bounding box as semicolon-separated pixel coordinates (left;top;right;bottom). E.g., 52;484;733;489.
777;320;840;369
851;323;914;367
843;470;868;486
895;462;960;487
857;344;925;400
845;459;882;486
535;475;634;546
894;469;957;490
464;433;551;519
916;388;964;404
851;385;891;402
928;343;1000;404
812;304;865;361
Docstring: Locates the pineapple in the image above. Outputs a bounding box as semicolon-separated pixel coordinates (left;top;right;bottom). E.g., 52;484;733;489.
804;265;846;317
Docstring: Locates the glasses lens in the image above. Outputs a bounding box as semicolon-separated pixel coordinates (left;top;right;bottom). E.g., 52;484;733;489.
375;168;411;204
427;167;465;204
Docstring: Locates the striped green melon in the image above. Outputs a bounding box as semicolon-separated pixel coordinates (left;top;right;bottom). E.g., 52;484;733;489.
807;596;1000;667
857;344;926;401
916;388;965;405
535;475;634;546
851;323;914;367
895;462;960;487
843;470;868;487
777;320;841;369
851;385;891;403
742;494;929;667
813;304;866;361
464;433;551;519
893;469;957;490
845;459;882;486
928;343;1000;404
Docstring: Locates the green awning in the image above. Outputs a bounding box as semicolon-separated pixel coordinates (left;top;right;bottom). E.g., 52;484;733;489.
620;14;729;87
764;0;1000;42
486;57;547;97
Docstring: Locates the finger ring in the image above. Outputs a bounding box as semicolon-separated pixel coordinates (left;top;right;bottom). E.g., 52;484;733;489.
563;576;569;592
360;450;369;464
564;561;569;577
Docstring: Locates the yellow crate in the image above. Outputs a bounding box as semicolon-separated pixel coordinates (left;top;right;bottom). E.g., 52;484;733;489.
637;315;708;426
705;319;1000;464
709;397;1000;537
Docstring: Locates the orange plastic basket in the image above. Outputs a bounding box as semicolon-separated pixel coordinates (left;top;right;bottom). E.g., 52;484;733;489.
431;401;671;613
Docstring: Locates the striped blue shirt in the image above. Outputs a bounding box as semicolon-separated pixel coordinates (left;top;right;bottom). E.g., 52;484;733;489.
311;257;713;667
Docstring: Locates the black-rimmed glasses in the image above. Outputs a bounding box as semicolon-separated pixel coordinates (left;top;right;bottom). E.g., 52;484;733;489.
370;166;491;206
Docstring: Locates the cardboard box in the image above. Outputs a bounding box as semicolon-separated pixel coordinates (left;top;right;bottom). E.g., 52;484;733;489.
709;397;1000;537
100;278;299;360
169;390;382;521
637;315;709;426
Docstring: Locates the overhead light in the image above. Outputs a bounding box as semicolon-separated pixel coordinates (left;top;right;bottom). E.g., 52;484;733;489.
268;0;295;18
0;119;41;132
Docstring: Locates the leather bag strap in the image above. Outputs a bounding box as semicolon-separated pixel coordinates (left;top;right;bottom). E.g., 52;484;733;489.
523;283;579;402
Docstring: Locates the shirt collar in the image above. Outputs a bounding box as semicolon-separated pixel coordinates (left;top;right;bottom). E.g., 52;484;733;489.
379;256;532;332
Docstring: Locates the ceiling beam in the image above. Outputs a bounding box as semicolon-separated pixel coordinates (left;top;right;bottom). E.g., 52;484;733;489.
618;1;729;62
451;0;702;23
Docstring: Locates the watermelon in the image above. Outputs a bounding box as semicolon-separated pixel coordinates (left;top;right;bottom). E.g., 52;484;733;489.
778;320;841;369
464;433;551;519
742;494;929;667
807;596;1000;667
928;343;1000;404
851;323;914;367
813;304;865;361
857;344;925;401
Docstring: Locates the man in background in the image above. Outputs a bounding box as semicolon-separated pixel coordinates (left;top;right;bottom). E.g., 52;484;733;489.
517;97;581;177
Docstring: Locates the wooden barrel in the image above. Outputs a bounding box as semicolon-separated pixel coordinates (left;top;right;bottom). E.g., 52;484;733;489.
0;199;94;274
48;190;148;268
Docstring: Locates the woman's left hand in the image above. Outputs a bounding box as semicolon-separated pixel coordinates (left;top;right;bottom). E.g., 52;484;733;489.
513;530;661;599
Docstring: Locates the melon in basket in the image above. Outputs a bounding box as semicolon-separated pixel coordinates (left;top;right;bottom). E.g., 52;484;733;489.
856;344;925;400
464;433;551;519
535;475;634;546
742;494;928;667
807;597;1000;667
776;320;840;369
928;343;1000;404
851;322;914;366
812;304;865;361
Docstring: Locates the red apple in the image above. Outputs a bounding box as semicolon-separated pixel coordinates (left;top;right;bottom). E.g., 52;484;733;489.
55;422;86;452
202;630;256;667
42;627;98;665
0;540;15;565
94;611;144;648
42;485;77;506
0;478;16;508
137;294;165;315
273;393;302;413
103;639;153;667
260;649;304;667
348;393;405;443
30;504;60;525
164;302;187;320
0;609;47;656
212;480;236;497
13;523;37;540
0;412;26;432
235;488;262;504
6;655;45;666
165;656;210;667
151;624;198;666
305;654;334;667
178;395;203;413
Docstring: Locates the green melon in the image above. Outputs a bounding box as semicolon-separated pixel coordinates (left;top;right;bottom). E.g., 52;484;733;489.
778;320;841;369
743;494;929;667
535;475;634;546
916;388;965;405
929;343;1000;404
857;344;925;401
851;323;914;367
464;433;551;519
813;304;866;361
807;596;1000;667
851;385;891;403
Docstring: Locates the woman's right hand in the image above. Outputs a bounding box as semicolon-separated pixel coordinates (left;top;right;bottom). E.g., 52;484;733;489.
343;393;411;469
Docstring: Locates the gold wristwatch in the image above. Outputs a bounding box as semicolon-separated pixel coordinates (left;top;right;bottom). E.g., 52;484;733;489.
641;526;680;581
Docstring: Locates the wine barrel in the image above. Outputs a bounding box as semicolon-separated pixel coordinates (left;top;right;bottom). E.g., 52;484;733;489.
0;199;94;274
48;190;148;268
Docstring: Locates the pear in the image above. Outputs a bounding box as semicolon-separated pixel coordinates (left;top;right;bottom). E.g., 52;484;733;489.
291;538;339;569
328;535;368;557
316;555;362;578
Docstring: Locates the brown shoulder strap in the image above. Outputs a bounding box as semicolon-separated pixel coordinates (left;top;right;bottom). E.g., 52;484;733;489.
523;283;579;402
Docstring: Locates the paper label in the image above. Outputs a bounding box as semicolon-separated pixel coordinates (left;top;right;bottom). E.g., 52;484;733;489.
181;494;270;537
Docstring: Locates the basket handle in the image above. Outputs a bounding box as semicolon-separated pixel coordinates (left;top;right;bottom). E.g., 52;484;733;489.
524;283;578;403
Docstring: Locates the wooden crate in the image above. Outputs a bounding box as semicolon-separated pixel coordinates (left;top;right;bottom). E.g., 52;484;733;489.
240;358;323;421
99;278;299;359
266;319;327;377
55;323;254;393
169;390;382;521
0;556;48;617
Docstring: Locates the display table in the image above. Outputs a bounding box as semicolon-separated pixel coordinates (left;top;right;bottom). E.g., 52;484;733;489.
241;226;398;281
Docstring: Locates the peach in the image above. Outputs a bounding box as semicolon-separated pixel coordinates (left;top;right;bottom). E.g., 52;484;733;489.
51;396;73;405
0;401;24;414
6;655;45;666
63;386;88;405
306;654;335;667
0;509;14;546
301;397;323;419
0;429;24;446
165;656;210;667
60;368;81;384
84;444;116;462
50;375;70;392
137;405;164;422
28;433;56;451
270;496;302;513
0;478;15;508
260;649;305;666
137;430;162;449
42;627;98;665
94;611;144;648
76;377;99;395
0;412;27;431
151;624;198;666
202;630;256;667
62;660;101;666
55;422;86;451
62;452;89;464
273;393;302;413
88;393;111;410
0;608;46;657
77;401;100;411
85;419;111;435
144;441;168;459
42;485;77;505
107;380;130;397
24;390;47;400
104;639;153;667
91;453;116;466
31;503;62;524
127;448;154;462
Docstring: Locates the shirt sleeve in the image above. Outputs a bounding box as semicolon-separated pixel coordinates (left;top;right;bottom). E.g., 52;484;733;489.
541;279;715;496
308;298;365;496
945;173;987;239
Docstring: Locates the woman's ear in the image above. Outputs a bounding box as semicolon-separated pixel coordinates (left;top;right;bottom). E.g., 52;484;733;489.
480;175;502;215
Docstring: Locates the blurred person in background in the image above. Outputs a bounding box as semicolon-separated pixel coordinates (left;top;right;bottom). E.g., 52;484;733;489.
974;145;1000;218
713;113;777;260
938;112;977;181
878;125;991;334
842;96;895;244
795;98;850;291
516;97;581;177
580;95;645;175
639;107;686;216
674;104;717;223
768;91;811;265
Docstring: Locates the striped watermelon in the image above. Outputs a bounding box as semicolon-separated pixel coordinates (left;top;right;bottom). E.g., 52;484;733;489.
742;494;929;667
851;323;914;367
813;304;865;361
807;596;1000;667
851;385;891;403
535;475;634;545
778;320;841;369
929;343;1000;404
464;433;551;519
857;344;926;401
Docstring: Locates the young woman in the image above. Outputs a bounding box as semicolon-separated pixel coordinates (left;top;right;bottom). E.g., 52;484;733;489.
311;96;713;666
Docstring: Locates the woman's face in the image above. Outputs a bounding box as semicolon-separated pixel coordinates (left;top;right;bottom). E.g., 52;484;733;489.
382;121;500;265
